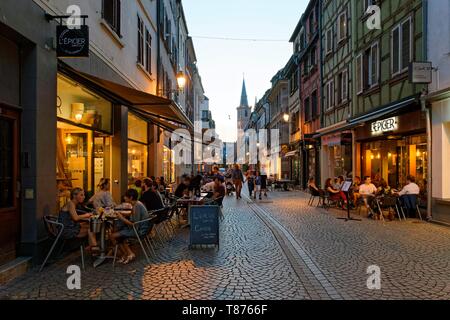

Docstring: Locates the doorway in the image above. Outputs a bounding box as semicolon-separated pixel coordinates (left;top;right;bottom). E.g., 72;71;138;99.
0;106;20;265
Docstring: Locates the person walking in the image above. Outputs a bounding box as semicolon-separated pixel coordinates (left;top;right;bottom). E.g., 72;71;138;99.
246;170;256;198
232;164;244;199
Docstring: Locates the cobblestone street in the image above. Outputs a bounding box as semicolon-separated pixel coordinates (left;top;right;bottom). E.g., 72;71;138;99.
2;189;450;300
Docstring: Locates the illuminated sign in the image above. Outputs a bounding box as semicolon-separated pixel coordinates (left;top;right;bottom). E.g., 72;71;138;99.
371;117;398;135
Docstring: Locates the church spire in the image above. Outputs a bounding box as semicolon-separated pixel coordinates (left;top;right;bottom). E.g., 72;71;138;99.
240;78;249;107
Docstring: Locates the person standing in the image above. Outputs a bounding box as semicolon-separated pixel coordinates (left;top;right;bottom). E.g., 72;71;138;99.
246;170;255;198
232;164;244;199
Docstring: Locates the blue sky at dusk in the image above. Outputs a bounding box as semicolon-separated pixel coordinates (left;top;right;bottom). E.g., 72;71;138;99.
183;0;308;141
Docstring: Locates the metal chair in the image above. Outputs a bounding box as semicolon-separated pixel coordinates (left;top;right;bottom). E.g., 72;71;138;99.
398;194;423;221
40;215;86;272
308;187;321;206
375;195;405;221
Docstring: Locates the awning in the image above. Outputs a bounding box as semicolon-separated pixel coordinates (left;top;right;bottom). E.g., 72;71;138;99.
58;61;193;130
348;95;420;125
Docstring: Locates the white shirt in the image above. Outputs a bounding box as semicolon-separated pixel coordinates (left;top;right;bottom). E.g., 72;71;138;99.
359;183;377;195
398;182;420;196
201;181;215;192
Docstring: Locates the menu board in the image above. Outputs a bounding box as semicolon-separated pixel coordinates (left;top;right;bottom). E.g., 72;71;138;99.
189;206;220;249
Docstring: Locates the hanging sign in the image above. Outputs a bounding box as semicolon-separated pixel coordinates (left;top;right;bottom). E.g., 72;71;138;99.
409;62;432;84
56;25;89;57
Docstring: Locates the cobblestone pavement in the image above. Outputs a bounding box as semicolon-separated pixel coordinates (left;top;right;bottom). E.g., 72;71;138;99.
253;190;450;300
2;189;450;300
0;196;309;300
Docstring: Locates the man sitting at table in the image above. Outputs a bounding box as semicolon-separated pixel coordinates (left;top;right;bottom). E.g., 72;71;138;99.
394;175;420;218
174;175;191;198
141;179;164;212
359;176;377;218
212;176;225;206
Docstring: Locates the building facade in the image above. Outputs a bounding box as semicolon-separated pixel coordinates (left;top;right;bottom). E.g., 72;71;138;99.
0;0;201;271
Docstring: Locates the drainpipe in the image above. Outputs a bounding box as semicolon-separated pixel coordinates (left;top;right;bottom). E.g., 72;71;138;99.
318;0;324;186
422;0;432;220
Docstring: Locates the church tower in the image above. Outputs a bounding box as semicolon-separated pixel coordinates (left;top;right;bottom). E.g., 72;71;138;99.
237;78;251;131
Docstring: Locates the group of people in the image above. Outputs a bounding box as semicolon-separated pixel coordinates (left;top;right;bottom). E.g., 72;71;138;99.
309;174;423;220
59;176;168;265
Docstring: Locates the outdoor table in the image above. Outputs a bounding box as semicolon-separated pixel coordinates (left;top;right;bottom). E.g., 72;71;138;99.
276;179;295;191
176;197;205;228
92;210;130;268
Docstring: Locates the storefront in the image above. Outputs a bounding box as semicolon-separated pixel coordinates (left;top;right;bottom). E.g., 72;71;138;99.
301;136;320;188
427;89;450;223
320;132;352;183
128;113;148;182
56;74;113;208
354;109;428;204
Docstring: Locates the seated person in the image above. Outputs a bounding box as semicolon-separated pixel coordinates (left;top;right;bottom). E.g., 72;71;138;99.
377;179;392;196
351;176;361;204
174;175;191;198
394;175;420;218
359;176;377;218
212;176;225;206
201;180;216;198
325;178;347;209
308;177;322;196
110;189;150;264
89;178;115;209
58;188;97;249
141;179;164;212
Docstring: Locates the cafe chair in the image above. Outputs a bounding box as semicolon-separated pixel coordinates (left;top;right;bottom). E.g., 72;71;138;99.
399;195;423;221
127;217;157;264
375;196;405;221
308;187;321;206
40;215;86;272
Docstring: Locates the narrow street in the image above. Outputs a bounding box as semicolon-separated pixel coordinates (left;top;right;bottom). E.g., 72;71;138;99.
2;189;450;300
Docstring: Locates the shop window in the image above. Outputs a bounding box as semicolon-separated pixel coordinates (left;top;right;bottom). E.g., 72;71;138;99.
128;114;148;181
57;75;112;133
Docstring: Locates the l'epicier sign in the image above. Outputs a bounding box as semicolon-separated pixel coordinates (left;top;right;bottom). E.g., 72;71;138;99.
371;117;398;136
56;25;89;57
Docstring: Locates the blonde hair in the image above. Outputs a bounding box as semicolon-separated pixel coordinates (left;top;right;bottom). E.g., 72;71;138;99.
97;178;110;190
70;188;84;200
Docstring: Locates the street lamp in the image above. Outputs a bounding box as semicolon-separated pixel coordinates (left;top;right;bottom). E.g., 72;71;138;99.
283;113;290;122
176;71;186;90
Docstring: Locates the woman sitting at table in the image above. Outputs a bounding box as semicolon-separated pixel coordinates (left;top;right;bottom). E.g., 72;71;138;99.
377;179;392;196
325;178;347;209
88;178;115;209
58;188;98;250
110;189;151;264
141;179;164;211
174;175;191;198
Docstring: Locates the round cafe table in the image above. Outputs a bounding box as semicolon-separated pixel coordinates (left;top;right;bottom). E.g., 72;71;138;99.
92;210;130;268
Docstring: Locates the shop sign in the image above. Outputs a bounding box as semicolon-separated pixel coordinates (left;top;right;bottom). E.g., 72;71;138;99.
409;62;432;84
371;117;398;136
57;25;89;57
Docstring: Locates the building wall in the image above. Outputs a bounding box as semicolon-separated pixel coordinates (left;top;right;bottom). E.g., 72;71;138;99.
352;0;424;115
0;0;58;261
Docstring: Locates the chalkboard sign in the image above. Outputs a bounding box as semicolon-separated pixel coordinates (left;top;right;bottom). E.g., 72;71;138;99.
189;205;220;249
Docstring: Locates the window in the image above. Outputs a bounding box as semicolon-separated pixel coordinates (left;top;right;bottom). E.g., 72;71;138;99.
341;69;348;102
369;43;379;87
309;12;315;36
103;0;121;36
356;54;363;94
304;97;311;122
300;30;305;50
137;16;144;66
392;17;412;75
337;12;347;42
290;70;299;94
325;81;334;110
145;29;152;74
358;42;379;92
310;47;316;68
325;27;333;54
311;91;318;119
